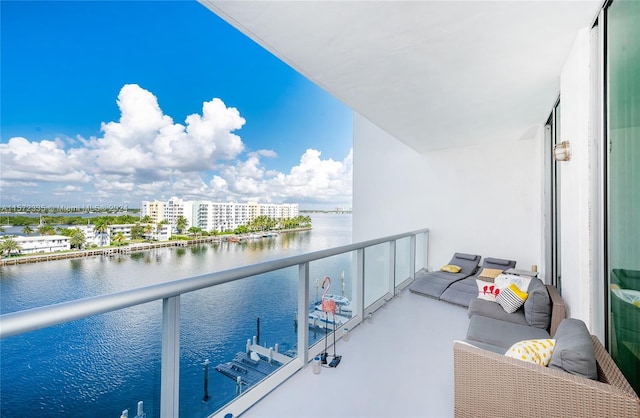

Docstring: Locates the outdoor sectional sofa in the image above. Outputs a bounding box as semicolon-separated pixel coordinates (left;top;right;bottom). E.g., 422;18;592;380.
454;278;640;417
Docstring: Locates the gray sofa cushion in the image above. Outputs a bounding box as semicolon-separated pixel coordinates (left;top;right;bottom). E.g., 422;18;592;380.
549;318;597;380
467;298;529;326
524;278;551;330
466;314;551;349
439;277;478;307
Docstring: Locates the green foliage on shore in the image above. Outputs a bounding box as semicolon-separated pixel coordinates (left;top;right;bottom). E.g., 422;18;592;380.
2;214;141;226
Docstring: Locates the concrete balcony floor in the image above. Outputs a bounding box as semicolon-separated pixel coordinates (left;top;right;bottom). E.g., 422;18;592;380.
241;288;470;418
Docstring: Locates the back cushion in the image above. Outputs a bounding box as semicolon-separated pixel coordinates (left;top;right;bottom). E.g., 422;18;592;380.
523;278;551;330
549;318;597;380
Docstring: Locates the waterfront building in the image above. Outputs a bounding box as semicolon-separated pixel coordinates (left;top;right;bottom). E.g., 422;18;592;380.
140;200;165;224
14;235;71;254
74;224;110;247
71;223;172;247
110;223;172;242
163;197;185;227
143;198;299;233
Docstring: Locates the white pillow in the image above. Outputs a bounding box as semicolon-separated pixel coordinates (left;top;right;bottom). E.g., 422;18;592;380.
476;279;500;301
495;273;531;293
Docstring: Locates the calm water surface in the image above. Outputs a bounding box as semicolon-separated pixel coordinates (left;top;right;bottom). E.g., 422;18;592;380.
0;213;352;418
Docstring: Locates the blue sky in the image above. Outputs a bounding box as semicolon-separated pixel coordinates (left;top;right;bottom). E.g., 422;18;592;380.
0;1;353;211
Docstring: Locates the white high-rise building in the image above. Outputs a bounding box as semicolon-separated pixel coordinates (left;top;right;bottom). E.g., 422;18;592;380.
141;198;299;233
140;200;164;224
163;197;184;227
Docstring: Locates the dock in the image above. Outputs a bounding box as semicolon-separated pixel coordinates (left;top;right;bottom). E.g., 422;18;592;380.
215;339;293;391
0;238;221;266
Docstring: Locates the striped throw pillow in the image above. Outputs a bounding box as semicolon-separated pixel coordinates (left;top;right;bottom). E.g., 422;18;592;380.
497;283;528;313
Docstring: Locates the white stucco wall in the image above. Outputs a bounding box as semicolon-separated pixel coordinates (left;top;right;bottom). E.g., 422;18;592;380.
558;28;593;326
353;113;543;275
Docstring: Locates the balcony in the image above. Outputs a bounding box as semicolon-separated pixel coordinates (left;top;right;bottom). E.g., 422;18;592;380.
1;229;447;418
241;288;467;418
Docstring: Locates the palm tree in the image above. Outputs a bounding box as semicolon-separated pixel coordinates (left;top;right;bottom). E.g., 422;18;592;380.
93;218;110;247
131;223;144;240
112;232;126;246
69;228;86;250
143;224;154;241
176;216;188;234
38;225;55;236
22;225;34;236
187;226;201;236
1;237;22;257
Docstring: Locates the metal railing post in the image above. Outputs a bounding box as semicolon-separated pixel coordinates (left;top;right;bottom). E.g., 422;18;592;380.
161;296;180;418
297;262;310;365
424;231;430;272
410;234;416;280
389;241;396;295
356;248;365;320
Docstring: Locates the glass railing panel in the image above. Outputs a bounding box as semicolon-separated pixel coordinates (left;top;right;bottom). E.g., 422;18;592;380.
364;243;391;307
0;303;163;418
179;267;297;417
395;237;411;287
307;252;354;350
415;231;429;272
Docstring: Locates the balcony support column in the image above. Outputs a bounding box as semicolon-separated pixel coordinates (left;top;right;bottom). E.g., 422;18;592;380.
161;295;180;418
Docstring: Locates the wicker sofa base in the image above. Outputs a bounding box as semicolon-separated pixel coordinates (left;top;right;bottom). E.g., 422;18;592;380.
454;335;640;417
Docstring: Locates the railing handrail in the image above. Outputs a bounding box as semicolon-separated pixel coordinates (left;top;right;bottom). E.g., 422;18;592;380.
0;228;428;339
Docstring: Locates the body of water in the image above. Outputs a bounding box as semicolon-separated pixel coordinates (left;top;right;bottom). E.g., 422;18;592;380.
0;213;352;418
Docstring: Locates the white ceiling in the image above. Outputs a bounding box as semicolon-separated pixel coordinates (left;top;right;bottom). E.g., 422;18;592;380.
200;1;601;152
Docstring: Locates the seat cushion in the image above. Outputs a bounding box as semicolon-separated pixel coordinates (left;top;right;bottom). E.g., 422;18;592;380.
524;278;552;330
468;298;529;326
549;318;597;379
466;314;551;349
439;277;478;307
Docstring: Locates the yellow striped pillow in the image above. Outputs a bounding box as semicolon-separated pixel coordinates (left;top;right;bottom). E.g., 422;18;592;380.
496;283;528;313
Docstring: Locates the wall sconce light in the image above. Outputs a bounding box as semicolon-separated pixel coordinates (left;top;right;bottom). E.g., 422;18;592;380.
553;141;571;162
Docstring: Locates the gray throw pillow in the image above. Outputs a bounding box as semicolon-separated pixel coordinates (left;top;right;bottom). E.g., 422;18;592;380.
549;318;597;380
523;278;551;329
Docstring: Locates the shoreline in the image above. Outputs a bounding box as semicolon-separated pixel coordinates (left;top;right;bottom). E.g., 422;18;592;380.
0;227;311;267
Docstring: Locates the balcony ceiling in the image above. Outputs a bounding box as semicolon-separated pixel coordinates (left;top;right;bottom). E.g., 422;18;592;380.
200;1;601;152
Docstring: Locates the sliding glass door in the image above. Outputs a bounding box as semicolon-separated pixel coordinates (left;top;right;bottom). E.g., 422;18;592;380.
606;0;640;392
545;100;562;290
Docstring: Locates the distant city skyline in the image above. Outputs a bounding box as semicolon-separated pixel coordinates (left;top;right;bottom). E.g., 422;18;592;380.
0;1;353;211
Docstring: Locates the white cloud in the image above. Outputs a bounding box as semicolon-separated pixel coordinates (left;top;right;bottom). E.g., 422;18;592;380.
215;148;352;205
0;84;352;208
0;137;90;182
